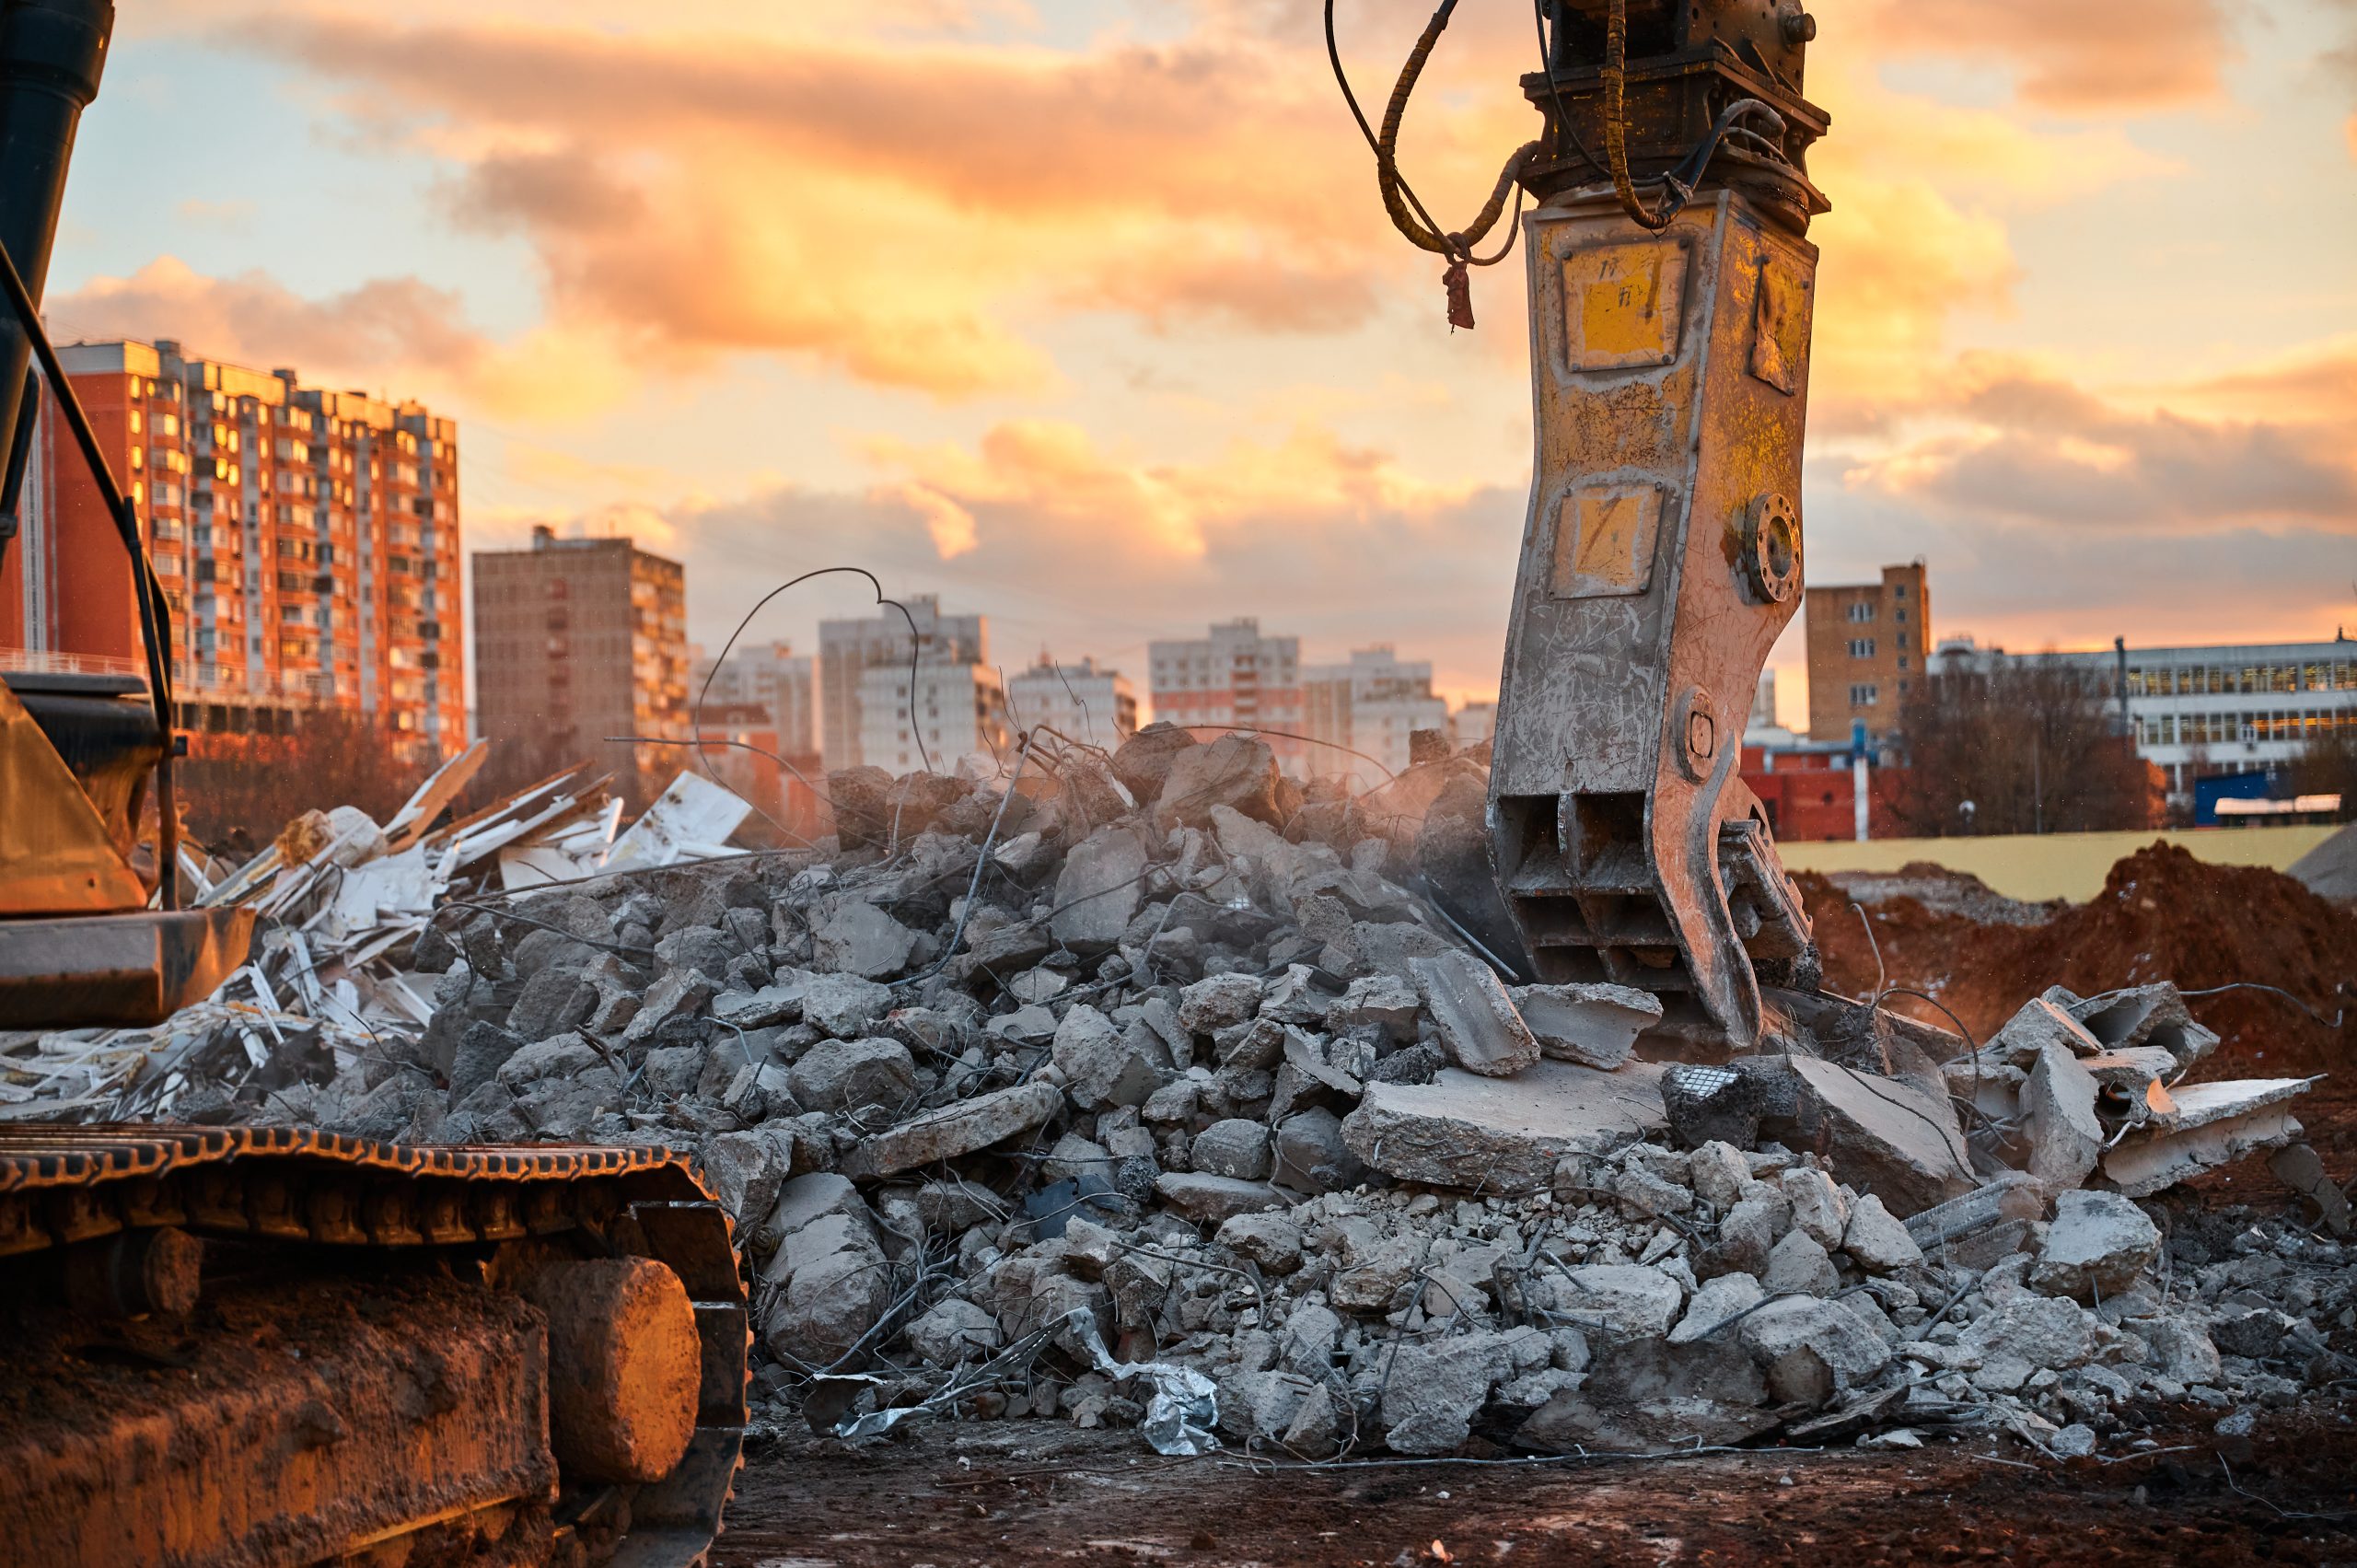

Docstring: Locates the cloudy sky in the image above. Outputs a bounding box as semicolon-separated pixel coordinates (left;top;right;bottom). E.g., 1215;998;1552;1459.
45;0;2357;720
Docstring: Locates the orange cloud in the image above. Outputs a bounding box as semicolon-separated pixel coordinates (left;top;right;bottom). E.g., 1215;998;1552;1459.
1851;0;2235;111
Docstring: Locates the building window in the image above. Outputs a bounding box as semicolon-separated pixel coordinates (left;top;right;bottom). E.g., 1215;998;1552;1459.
1894;583;1909;599
1845;601;1875;623
1849;684;1879;706
1895;608;1908;624
1848;638;1875;658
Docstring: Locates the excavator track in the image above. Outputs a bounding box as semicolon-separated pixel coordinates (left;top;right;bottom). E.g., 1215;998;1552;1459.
0;1125;749;1568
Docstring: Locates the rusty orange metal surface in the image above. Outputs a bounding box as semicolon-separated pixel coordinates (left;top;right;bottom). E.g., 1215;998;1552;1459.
0;677;149;916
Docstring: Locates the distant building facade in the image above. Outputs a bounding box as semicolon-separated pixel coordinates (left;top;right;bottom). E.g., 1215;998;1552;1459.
1004;655;1137;749
1;337;463;757
1929;633;2357;803
818;595;985;772
472;525;687;802
1148;618;1306;772
1805;562;1930;740
1452;699;1497;752
854;659;1011;775
1299;646;1449;788
694;639;818;758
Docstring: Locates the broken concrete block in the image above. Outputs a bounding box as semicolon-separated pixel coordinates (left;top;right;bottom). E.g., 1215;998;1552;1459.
1508;982;1661;1070
1152;1172;1295;1224
1216;1212;1305;1274
1660;1063;1763;1150
2066;983;2219;1071
1380;1330;1538;1455
1342;1061;1667;1193
1272;1107;1366;1195
1543;1263;1685;1340
1989;996;2105;1067
1688;1141;1751;1212
1737;1296;1893;1402
2270;1142;2353;1237
785;1037;916;1120
1217;1368;1315;1444
701;1123;797;1225
800;972;894;1039
1958;1295;2094;1371
1781;1167;1850;1249
1051;826;1151;952
2022;1040;2105;1189
2029;1191;2160;1302
1668;1271;1766;1344
837;1081;1063;1182
1110;722;1201;805
1515;1337;1778;1452
810;896;919;978
621;970;714;1049
1280;1379;1342;1458
1904;1172;2047;1253
906;1297;1001;1368
1840;1193;1924;1274
1762;1231;1840;1297
1177;972;1264;1035
1329;974;1421;1041
1154;734;1282;831
1051;1003;1163;1109
1754;1055;1975;1217
2102;1083;2311;1198
1191;1118;1273;1180
1411;950;1539;1078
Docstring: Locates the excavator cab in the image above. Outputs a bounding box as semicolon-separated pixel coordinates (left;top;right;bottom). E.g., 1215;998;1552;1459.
0;0;253;1027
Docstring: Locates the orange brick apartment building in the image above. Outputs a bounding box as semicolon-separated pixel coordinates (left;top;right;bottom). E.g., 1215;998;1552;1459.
0;339;463;758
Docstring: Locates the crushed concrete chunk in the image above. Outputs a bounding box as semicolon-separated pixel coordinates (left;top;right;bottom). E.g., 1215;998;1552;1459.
2021;1040;2104;1189
1051;1003;1163;1109
811;897;919;978
1051;827;1150;951
907;1297;1001;1368
1411;950;1539;1078
838;1081;1063;1181
1342;1061;1666;1193
1508;982;1662;1069
1668;1272;1766;1344
800;972;894;1039
785;1037;916;1120
2103;1100;2305;1199
1758;1056;1975;1217
1763;1231;1840;1297
1543;1263;1686;1340
1153;1172;1295;1224
2029;1191;2160;1302
1840;1193;1924;1273
1737;1296;1893;1404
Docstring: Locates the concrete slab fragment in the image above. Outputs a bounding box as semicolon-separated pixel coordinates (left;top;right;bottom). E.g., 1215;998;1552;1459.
2103;1105;2305;1199
1341;1061;1666;1193
1509;982;1662;1070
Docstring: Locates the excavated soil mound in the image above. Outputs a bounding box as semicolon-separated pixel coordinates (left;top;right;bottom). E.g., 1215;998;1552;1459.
1798;841;2357;1079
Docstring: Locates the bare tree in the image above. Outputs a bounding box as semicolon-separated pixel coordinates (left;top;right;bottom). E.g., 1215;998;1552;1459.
2288;726;2357;821
1893;662;2163;836
180;710;422;851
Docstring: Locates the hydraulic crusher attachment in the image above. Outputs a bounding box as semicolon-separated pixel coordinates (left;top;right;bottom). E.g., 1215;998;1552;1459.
1484;0;1832;1051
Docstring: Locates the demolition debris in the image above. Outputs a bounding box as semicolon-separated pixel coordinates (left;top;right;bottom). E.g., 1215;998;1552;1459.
5;725;2350;1463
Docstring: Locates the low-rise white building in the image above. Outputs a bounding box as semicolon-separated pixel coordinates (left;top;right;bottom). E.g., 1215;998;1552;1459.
1004;655;1138;749
1452;699;1497;751
1927;633;2357;802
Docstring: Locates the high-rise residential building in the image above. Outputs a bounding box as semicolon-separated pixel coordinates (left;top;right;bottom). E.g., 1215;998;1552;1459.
1928;633;2357;805
818;594;985;771
1147;618;1306;772
1004;654;1137;749
0;338;463;756
854;659;1011;775
1298;645;1449;788
1805;562;1931;740
471;526;687;802
693;639;819;758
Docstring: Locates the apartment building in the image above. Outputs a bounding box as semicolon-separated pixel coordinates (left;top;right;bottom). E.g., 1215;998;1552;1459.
1299;645;1449;788
471;526;688;802
854;659;1012;775
817;595;985;771
1930;633;2357;802
1452;699;1497;752
1805;562;1931;740
1147;618;1306;772
693;638;819;758
0;338;463;755
1004;654;1137;749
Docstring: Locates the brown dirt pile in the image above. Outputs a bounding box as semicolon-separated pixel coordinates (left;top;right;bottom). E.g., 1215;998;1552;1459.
1798;841;2357;1079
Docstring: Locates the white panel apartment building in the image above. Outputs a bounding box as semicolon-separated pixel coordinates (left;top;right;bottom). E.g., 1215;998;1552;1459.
1300;646;1449;788
1004;655;1138;749
1929;634;2357;800
1148;619;1306;772
692;639;819;757
818;595;987;771
855;660;1011;775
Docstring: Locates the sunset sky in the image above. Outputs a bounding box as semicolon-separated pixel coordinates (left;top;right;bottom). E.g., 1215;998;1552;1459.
44;0;2357;723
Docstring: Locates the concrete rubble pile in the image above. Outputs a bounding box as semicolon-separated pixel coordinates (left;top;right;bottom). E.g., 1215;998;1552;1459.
0;745;752;1120
19;722;2351;1460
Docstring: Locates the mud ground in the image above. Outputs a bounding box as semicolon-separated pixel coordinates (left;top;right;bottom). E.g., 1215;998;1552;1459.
714;1410;2357;1567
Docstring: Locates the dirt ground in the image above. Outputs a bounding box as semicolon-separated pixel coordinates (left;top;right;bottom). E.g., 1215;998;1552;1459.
714;1412;2357;1567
